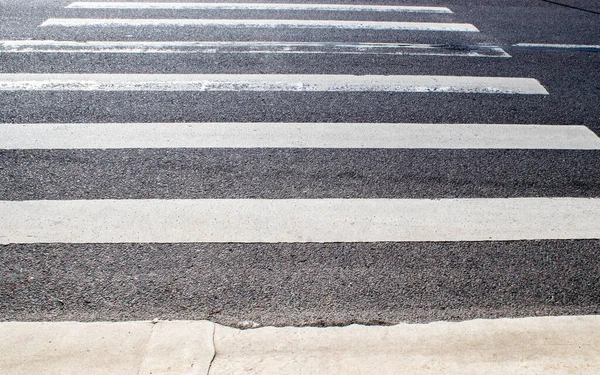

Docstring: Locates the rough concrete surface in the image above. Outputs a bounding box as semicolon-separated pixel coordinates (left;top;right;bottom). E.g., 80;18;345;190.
211;315;600;374
2;316;599;374
0;320;215;375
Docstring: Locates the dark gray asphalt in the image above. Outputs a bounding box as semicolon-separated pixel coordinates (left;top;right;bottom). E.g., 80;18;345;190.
2;149;599;200
2;241;599;326
1;0;599;326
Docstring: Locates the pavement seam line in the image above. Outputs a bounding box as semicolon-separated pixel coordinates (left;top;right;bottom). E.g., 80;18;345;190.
206;323;217;375
137;321;156;375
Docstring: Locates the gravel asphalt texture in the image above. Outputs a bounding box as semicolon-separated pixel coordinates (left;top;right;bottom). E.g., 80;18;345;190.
1;0;599;326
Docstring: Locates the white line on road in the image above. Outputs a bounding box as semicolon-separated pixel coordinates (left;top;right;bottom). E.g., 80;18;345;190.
39;19;479;32
513;43;600;51
0;40;510;57
1;198;598;244
0;74;548;94
66;2;453;13
2;123;597;150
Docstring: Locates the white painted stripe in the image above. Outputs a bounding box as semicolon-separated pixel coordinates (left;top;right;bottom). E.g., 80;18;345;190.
1;198;598;244
66;2;453;13
0;74;548;94
0;40;510;57
514;43;600;51
39;18;479;32
2;123;598;150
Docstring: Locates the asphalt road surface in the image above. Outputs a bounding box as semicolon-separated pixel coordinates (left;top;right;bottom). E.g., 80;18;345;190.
0;0;599;327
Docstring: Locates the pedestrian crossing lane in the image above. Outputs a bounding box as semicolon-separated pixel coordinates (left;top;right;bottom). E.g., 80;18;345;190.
1;1;598;247
41;1;477;30
64;2;454;13
0;74;548;94
39;18;479;31
2;0;510;57
1;198;599;244
2;123;599;149
0;40;511;57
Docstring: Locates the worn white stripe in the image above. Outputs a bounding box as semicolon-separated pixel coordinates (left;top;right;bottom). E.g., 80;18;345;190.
2;123;597;150
0;40;510;57
514;43;600;51
0;74;548;94
39;18;479;32
66;2;453;13
1;198;598;244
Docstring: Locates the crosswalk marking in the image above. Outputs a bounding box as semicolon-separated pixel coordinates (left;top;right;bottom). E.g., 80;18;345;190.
1;198;598;244
0;40;511;58
66;2;453;13
0;74;548;94
513;43;600;52
2;123;598;150
39;18;480;32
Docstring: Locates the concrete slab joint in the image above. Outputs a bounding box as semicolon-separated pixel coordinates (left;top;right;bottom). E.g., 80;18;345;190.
0;320;216;375
137;320;216;375
1;316;599;374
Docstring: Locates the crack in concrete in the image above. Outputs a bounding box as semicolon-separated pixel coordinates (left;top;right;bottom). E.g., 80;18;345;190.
206;323;217;375
136;321;156;375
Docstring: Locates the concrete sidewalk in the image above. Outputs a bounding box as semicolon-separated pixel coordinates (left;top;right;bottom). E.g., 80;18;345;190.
1;316;599;374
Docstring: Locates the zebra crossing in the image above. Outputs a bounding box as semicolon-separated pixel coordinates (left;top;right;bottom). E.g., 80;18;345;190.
1;1;599;325
0;73;548;93
63;2;454;12
3;123;599;149
39;18;480;31
0;40;512;57
2;198;599;243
